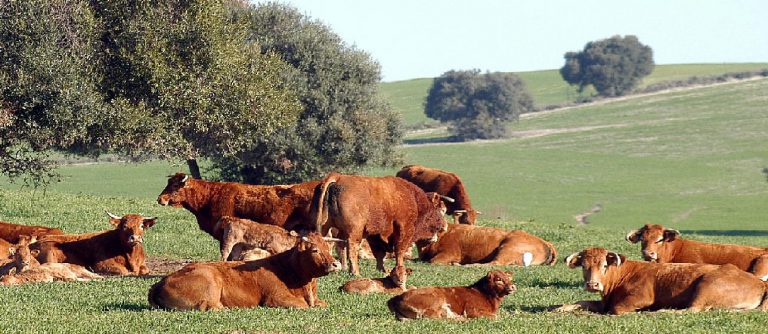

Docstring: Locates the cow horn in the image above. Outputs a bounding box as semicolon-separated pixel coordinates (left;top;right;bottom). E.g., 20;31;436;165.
181;174;189;183
625;229;640;243
438;195;455;203
453;210;467;214
475;210;482;215
104;210;121;220
322;237;347;243
143;216;157;221
565;252;581;269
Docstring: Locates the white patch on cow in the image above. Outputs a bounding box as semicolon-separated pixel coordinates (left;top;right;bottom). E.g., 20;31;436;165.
522;252;533;267
760;275;768;282
441;303;463;320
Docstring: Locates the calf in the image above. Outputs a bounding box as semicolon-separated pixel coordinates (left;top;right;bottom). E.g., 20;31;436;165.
218;216;299;261
340;266;415;295
0;263;102;286
626;224;768;280
417;224;557;266
396;165;480;224
157;173;320;239
560;247;768;315
0;236;39;277
0;220;63;243
33;212;156;276
387;270;515;320
148;232;342;310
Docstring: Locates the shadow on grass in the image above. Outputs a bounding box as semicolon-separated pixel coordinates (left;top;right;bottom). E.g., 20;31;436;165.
525;278;581;289
682;230;768;237
102;303;151;312
402;136;461;145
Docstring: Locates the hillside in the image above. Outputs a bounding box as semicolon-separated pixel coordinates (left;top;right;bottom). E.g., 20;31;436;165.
381;63;768;127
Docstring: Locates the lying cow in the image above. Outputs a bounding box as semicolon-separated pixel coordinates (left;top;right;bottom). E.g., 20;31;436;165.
0;236;39;276
560;247;768;314
148;232;341;310
387;270;515;320
312;172;447;276
396;165;481;224
218;216;299;261
157;173;320;239
33;212;155;276
0;220;63;243
340;266;415;295
417;224;557;266
0;263;102;286
626;224;768;279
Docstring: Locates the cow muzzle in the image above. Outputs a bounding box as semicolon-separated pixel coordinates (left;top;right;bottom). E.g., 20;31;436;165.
327;261;342;273
584;281;603;292
128;235;143;245
506;284;517;294
642;251;658;262
157;197;169;206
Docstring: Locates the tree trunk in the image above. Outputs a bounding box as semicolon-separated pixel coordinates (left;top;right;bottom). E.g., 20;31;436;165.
186;158;201;179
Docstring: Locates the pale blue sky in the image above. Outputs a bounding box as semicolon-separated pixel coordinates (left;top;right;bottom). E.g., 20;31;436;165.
262;0;768;82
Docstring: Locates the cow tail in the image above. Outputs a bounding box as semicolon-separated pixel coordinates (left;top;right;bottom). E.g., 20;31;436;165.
148;280;165;309
545;240;558;266
312;172;340;234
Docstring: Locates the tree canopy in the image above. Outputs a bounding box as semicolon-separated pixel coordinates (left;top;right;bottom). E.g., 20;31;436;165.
424;70;533;140
560;35;654;97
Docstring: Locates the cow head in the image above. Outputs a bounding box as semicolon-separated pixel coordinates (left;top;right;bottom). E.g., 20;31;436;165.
425;192;449;215
475;270;516;298
625;224;680;262
8;235;39;274
452;208;480;225
295;232;342;277
157;173;191;207
566;247;626;293
106;211;156;249
388;265;413;289
414;198;449;243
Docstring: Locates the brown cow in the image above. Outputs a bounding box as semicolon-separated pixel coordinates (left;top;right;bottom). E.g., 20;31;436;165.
148;232;341;310
560;247;768;315
0;237;12;259
0;220;63;244
33;212;155;276
387;270;515;320
218;216;299;261
0;263;102;286
0;236;39;277
340;266;415;294
417;224;557;266
396;165;480;224
312;172;447;275
157;173;320;239
626;224;768;280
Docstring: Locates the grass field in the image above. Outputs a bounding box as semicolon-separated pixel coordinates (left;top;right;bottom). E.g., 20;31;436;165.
381;63;768;127
1;74;768;333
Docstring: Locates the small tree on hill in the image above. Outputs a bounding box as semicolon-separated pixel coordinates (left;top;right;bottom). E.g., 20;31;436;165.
425;70;533;140
560;35;654;97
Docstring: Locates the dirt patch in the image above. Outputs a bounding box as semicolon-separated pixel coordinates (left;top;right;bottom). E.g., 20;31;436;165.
145;257;196;275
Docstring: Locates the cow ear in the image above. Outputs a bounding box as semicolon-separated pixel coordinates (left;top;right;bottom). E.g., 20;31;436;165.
405;268;413;275
8;247;16;256
663;229;681;241
289;230;299;237
142;217;157;229
606;252;625;267
565;252;582;269
625;229;642;243
108;217;121;227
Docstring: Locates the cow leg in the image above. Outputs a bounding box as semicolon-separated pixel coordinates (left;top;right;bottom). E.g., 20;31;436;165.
553;300;604;313
92;261;132;276
488;239;531;266
366;236;389;273
264;290;311;309
346;234;363;276
750;254;768;281
428;252;461;265
220;237;237;261
608;296;652;315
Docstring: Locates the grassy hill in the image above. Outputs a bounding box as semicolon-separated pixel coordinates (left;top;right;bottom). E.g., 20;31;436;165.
381;63;768;127
1;71;767;333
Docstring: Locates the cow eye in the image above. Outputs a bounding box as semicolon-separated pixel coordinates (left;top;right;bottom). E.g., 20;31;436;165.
655;238;664;244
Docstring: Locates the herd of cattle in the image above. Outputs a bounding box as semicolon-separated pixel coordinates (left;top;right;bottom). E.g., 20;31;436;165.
2;164;768;318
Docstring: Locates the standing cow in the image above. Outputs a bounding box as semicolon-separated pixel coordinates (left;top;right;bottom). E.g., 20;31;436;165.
312;172;447;276
560;247;768;314
157;173;319;239
396;165;481;224
626;224;768;280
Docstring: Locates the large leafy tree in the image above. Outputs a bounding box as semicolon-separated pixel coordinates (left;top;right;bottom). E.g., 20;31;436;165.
0;0;300;184
425;70;533;140
560;35;654;97
217;2;403;184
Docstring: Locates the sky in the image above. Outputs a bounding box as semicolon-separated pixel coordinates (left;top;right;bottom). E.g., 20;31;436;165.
259;0;768;82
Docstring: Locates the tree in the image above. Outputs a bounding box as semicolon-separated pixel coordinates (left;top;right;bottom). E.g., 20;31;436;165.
0;0;301;184
424;70;533;140
215;2;403;184
560;35;654;97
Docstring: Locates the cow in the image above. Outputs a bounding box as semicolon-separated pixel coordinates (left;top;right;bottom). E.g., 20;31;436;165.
0;220;63;244
0;237;12;259
33;212;155;276
218;216;300;261
387;270;515;320
148;232;341;311
559;247;768;315
340;266;415;295
157;173;320;239
311;172;447;276
626;224;768;280
396;165;480;224
416;224;557;266
0;263;102;286
0;235;39;277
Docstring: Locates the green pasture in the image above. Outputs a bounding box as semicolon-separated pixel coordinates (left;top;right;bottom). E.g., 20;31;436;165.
1;75;768;333
381;63;768;127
